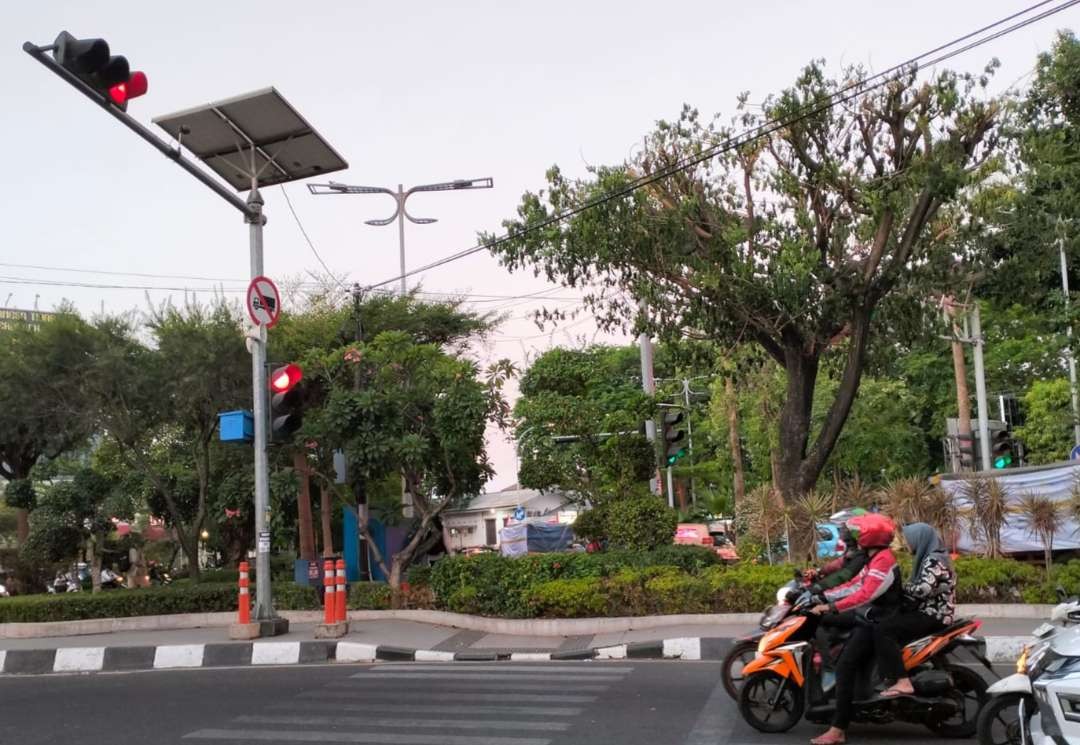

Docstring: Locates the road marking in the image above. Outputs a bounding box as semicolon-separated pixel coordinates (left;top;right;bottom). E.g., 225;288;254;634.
0;650;6;673
298;690;597;704
595;644;627;659
154;644;205;669
252;642;300;666
351;671;625;682
286;702;584;717
328;679;610;692
184;730;549;745
509;653;551;661
414;650;455;661
234;715;569;732
336;642;377;662
53;647;105;672
664;638;702;660
370;664;632;674
683;676;734;745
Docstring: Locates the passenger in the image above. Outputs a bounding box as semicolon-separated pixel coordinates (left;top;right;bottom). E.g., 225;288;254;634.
876;522;956;699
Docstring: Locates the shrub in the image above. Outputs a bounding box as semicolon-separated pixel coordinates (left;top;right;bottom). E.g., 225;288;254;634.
405;565;432;588
347;582;392;610
572;506;608;542
528;578;607;617
953;556;1040;603
704;563;792;612
605;495;677;551
447;585;480;614
645;573;711;614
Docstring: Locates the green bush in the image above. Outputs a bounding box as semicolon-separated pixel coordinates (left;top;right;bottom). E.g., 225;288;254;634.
703;563;792;612
953;556;1040;603
528;578;607;617
572;506;608;542
645;573;711;614
347;582;392;610
447;585;480;614
605;495;677;551
405;565;432;588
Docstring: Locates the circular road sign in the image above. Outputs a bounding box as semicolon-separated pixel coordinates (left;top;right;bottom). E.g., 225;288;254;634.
246;275;281;328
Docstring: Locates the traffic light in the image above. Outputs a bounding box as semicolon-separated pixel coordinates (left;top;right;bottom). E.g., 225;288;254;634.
52;32;147;110
955;433;976;472
991;427;1015;469
661;410;687;466
269;363;304;443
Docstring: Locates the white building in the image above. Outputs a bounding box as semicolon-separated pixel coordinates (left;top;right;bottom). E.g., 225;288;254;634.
442;486;576;552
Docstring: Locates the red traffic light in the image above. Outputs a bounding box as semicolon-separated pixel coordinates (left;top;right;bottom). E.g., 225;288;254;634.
108;71;147;108
270;363;303;393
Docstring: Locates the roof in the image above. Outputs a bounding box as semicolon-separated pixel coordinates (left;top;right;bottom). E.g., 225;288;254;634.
448;488;569;514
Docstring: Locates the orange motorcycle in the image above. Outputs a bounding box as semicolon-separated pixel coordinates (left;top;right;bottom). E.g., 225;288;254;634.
737;608;992;737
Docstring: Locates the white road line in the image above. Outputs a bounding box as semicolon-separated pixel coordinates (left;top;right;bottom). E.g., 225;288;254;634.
0;650;5;673
53;647;105;672
414;650;455;661
154;645;205;669
234;715;569;732
284;702;584;717
297;691;597;704
252;643;300;666
349;672;625;682
328;679;610;692
184;730;549;745
369;664;631;674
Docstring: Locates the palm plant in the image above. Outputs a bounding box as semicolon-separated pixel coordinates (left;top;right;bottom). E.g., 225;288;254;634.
829;476;877;513
737;484;785;561
787;490;833;563
1017;491;1065;575
963;477;1010;558
922;485;963;554
879;477;934;526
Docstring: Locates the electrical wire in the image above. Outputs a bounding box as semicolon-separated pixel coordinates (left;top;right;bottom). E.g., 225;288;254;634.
279;184;352;293
362;0;1080;291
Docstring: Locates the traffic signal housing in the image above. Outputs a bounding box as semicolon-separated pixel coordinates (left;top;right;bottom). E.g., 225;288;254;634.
991;427;1015;469
661;410;688;466
955;433;976;472
52;31;147;110
269;363;304;443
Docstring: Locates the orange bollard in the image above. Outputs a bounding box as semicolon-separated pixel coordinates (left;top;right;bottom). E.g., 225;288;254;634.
238;561;250;625
335;559;347;623
322;559;335;625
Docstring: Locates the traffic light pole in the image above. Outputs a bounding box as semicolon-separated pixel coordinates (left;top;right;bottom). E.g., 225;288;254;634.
638;300;661;497
971;304;993;472
247;187;276;623
1057;223;1080;448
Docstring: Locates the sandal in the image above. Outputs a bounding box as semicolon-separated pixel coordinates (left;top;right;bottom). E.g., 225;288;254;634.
810;731;846;744
878;686;915;699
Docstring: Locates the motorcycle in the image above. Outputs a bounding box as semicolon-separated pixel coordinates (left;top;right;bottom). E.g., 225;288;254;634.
737;603;992;737
148;563;173;586
977;589;1080;745
1025;629;1080;744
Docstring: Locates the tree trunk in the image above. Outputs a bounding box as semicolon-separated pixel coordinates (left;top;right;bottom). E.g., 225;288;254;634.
319;482;334;557
15;508;29;545
90;534;103;594
725;377;746;510
294;452;316;561
388;559;404;609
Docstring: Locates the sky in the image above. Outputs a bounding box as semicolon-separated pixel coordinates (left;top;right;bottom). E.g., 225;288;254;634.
1;0;1076;491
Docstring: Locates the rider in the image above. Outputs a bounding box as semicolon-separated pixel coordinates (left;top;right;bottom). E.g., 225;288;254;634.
808;512;901;745
807;509;869;596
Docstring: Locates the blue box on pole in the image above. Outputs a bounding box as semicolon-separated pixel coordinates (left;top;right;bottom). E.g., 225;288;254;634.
218;410;254;442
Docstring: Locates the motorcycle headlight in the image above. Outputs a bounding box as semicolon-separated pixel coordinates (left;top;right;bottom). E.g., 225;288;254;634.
1026;641;1052;676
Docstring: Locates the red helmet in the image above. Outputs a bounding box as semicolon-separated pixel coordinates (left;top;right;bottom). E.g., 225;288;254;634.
846;513;895;549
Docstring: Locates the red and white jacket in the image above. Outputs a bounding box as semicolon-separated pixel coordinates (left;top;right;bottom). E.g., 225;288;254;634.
823;548;900;613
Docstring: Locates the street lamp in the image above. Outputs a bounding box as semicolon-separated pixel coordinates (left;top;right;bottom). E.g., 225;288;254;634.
307;178;493;293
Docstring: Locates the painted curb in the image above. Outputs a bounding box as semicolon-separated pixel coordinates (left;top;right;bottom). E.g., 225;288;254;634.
0;635;1028;675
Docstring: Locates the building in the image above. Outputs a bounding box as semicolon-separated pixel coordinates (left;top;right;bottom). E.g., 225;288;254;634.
441;486;577;553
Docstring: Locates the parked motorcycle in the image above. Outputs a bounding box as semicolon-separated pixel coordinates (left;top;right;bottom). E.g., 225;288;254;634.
737;605;992;736
148;562;173;586
977;589;1080;745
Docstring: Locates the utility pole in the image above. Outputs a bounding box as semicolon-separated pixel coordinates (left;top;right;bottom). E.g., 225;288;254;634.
1058;219;1080;447
308;178;493;294
638;299;660;496
946;297;973;471
970;304;992;472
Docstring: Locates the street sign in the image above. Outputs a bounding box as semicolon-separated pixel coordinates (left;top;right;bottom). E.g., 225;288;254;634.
513;506;525;521
257;530;271;553
1071;445;1080;461
246;275;281;328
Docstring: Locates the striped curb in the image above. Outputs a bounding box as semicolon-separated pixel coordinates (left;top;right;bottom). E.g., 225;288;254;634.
0;635;1026;675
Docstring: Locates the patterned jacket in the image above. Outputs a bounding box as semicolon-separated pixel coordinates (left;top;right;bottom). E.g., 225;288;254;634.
905;556;956;625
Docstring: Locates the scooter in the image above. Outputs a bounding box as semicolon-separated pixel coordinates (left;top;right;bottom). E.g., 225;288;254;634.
721;571;816;699
738;605;993;736
976;589;1080;745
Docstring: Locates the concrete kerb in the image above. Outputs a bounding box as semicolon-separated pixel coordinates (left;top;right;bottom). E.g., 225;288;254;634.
1;604;1050;640
0;633;1030;675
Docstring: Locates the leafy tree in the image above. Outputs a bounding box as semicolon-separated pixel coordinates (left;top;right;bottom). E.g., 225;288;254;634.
0;310;99;543
489;61;1000;554
302;330;513;592
1017;378;1074;464
604;493;677;551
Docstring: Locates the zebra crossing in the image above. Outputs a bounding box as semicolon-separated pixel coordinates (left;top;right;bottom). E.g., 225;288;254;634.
181;662;637;745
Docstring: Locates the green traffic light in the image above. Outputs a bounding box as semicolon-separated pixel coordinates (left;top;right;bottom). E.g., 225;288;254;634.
666;448;687;466
993;454;1013;469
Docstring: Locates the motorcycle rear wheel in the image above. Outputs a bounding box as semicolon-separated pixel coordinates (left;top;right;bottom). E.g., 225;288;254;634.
926;664;988;738
738;670;805;733
722;639;760;700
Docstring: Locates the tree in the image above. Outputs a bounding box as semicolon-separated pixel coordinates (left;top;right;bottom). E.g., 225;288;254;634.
303;330;513;594
0;310;99;543
87;302;249;580
489;61;1000;554
1017;491;1064;575
1017;378;1073;464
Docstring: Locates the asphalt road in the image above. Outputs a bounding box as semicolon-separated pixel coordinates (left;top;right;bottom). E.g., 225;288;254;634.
0;661;985;745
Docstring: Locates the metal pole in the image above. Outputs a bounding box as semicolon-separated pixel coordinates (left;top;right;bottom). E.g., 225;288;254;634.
247;187;274;621
666;467;675;510
683;378;696;505
638;300;659;495
397;185;407;295
1059;227;1080;447
971;304;992;472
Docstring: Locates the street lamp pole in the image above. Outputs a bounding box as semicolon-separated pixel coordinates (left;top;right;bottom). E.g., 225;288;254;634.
308;178;494;292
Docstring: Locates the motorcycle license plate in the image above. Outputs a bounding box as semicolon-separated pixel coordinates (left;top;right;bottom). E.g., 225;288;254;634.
1033;623;1055;638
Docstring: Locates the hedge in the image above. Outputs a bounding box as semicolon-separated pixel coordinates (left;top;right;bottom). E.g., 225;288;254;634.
0;581;392;623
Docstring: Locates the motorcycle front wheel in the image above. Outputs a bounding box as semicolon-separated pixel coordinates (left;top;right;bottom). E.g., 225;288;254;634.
738;670;805;733
976;692;1032;745
722;639;760;700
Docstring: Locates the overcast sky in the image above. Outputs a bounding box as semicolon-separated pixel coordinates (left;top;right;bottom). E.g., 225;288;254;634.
1;0;1074;490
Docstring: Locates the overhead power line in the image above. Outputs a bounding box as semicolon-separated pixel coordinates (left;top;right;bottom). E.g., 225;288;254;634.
361;0;1079;291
